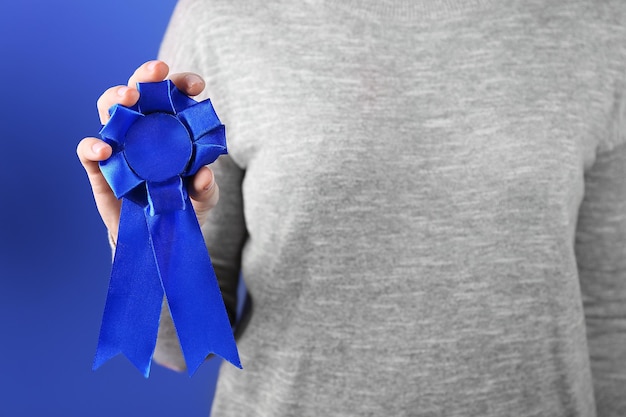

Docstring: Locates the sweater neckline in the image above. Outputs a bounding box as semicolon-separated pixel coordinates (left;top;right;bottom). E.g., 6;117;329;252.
323;0;498;22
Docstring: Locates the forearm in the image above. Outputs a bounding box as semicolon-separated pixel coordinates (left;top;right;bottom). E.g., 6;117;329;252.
578;141;626;416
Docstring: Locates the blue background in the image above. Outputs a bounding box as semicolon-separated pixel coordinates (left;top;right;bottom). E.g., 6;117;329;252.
0;1;223;416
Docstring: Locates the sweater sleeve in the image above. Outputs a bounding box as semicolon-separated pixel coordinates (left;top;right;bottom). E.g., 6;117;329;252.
577;140;626;417
151;0;249;372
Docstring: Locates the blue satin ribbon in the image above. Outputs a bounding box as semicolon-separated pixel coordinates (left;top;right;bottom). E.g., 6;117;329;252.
93;80;241;377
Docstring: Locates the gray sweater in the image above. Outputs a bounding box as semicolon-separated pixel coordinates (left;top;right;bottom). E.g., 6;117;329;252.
155;0;626;415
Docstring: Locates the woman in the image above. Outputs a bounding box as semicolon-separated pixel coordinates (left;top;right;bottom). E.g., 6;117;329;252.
79;1;626;415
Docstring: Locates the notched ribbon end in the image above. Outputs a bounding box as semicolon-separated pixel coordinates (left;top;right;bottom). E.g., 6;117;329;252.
93;351;153;378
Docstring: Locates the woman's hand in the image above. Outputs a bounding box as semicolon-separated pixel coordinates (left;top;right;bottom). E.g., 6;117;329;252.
77;60;219;243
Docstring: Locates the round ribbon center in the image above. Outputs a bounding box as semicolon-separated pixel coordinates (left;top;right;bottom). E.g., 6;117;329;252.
124;113;192;182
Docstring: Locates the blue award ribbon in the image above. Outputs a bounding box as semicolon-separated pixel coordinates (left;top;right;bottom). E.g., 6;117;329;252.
93;80;241;377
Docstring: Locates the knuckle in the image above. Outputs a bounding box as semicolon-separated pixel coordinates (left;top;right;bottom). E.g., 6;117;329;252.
76;139;86;155
76;138;92;159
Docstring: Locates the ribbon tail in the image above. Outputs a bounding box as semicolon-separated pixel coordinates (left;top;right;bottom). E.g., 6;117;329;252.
93;199;164;378
146;204;241;375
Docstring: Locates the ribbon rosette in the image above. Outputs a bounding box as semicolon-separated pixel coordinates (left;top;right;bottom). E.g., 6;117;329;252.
93;80;241;377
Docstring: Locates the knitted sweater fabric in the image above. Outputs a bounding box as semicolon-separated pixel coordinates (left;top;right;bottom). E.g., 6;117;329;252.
157;1;626;415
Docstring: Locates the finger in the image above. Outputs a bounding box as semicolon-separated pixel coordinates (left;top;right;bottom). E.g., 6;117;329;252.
97;85;140;124
98;61;169;124
76;137;115;195
168;72;206;97
189;166;219;208
127;60;170;88
189;166;220;225
77;137;112;172
77;137;121;238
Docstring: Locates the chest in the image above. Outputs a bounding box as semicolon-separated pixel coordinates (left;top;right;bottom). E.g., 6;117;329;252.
208;8;613;232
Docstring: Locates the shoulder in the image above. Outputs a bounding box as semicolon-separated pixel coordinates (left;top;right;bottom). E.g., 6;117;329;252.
170;0;291;25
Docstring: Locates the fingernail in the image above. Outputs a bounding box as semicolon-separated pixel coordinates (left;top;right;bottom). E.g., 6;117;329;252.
147;61;158;71
117;86;129;97
92;142;107;154
185;73;202;87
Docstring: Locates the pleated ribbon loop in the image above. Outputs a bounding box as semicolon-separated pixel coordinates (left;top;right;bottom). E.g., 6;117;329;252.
93;80;241;377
